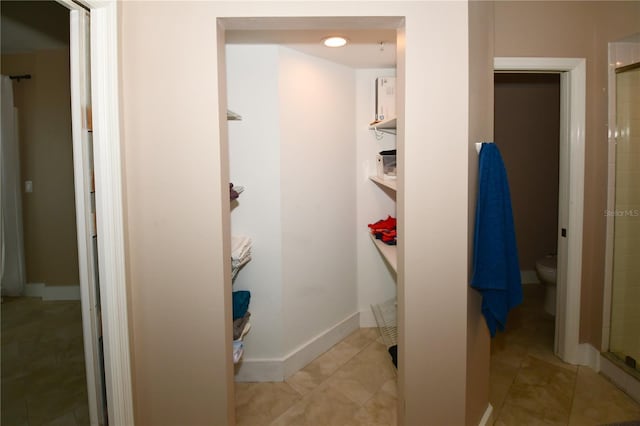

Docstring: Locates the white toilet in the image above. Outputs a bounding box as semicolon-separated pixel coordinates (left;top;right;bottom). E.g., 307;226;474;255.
535;254;557;316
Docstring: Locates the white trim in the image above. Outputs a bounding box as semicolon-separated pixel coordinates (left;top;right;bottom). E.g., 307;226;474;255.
24;283;81;301
494;58;586;366
576;343;601;371
478;403;493;426
69;8;104;425
88;3;135;425
359;308;378;328
234;313;360;382
57;1;134;424
600;354;640;404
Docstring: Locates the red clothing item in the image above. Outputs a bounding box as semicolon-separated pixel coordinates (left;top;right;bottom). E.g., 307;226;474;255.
368;215;396;232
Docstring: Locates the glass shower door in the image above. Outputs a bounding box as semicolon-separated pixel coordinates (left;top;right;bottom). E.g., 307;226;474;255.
609;62;640;375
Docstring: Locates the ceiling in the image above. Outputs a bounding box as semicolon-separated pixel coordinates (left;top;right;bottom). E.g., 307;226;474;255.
224;16;400;69
226;28;397;69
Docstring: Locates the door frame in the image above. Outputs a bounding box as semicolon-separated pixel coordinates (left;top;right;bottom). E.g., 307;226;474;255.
56;1;134;424
68;7;105;424
494;57;586;365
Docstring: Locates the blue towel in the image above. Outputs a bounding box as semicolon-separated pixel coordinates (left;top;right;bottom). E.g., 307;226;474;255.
232;291;251;320
471;143;522;337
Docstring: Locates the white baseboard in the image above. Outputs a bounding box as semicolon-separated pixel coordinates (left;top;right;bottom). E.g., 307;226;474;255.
359;308;377;328
478;403;493;426
600;354;640;404
576;343;601;371
520;270;540;284
24;283;81;301
233;358;283;382
234;312;360;382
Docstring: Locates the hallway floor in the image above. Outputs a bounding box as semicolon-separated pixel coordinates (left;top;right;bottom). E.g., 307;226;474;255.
1;297;89;426
236;284;640;426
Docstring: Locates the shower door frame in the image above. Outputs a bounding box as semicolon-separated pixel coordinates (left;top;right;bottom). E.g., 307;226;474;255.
603;38;640;353
600;37;640;403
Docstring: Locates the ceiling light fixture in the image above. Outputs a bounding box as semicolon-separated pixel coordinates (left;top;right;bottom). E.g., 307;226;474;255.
323;36;348;48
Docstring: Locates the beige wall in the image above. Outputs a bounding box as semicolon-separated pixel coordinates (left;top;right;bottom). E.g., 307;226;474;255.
494;1;640;348
1;49;79;287
466;1;494;424
119;3;234;425
119;1;481;425
495;74;560;271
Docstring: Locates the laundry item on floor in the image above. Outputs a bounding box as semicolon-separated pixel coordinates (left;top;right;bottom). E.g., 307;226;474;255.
470;142;522;337
388;345;398;368
232;290;251;320
368;215;397;245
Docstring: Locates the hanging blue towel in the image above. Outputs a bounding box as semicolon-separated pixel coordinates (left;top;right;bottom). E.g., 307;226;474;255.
232;291;251;320
471;143;522;337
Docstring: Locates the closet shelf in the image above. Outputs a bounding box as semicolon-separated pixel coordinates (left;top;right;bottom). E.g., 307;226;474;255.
371;298;397;348
370;233;397;272
369;176;396;192
369;117;396;135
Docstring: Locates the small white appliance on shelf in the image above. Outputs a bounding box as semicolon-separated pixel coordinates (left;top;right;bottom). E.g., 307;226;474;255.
375;76;396;122
376;150;397;180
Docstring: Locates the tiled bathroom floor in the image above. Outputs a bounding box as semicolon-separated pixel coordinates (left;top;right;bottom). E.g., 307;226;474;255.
4;290;637;426
236;284;640;426
1;297;89;426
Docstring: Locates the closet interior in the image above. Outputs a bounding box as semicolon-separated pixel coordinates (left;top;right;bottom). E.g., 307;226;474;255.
224;18;401;381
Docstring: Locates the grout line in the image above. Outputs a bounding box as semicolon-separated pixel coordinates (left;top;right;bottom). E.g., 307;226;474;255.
566;365;581;424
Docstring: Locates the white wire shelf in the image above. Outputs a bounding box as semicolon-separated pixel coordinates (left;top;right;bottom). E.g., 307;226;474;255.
371;298;397;348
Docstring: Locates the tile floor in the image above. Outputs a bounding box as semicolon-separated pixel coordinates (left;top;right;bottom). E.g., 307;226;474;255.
235;284;640;426
2;297;89;426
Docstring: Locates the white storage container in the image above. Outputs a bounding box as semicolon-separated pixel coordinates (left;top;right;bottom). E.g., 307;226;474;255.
375;76;396;122
376;151;397;179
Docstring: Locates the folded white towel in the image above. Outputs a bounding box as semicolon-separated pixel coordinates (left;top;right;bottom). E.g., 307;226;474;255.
231;235;252;261
232;254;252;269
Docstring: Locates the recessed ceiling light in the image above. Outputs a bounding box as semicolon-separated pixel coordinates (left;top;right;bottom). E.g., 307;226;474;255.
323;36;348;48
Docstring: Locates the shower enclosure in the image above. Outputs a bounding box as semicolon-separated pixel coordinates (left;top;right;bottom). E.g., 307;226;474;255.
605;35;640;381
609;62;640;375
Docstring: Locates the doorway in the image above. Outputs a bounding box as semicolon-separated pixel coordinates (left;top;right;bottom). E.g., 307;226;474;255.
0;1;130;424
494;71;560;352
494;57;587;366
1;2;93;425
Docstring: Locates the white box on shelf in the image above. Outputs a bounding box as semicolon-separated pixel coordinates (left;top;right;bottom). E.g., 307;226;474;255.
376;152;397;179
375;77;396;122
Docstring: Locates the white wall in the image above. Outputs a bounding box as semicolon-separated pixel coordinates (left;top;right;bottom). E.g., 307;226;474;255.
227;44;358;378
279;46;358;355
227;45;283;359
355;68;397;326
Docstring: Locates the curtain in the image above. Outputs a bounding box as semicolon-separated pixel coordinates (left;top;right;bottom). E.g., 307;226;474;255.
1;75;26;296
